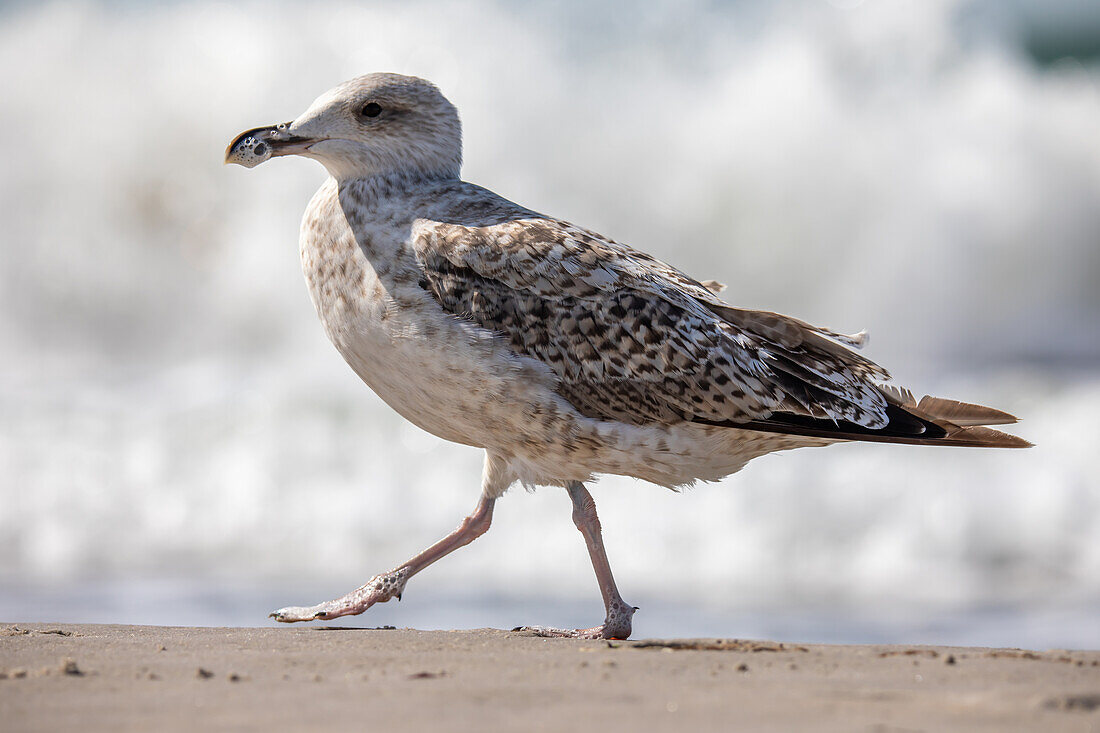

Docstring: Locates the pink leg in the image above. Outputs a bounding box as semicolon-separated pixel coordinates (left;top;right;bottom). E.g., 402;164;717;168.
271;494;495;623
522;482;636;640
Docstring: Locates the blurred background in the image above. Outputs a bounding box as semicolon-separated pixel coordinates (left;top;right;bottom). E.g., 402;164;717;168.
1;0;1098;648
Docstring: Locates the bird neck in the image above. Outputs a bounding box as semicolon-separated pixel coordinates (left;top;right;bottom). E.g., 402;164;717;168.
336;168;456;197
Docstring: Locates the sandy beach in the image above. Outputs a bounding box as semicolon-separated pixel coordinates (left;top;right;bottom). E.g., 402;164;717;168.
1;623;1097;732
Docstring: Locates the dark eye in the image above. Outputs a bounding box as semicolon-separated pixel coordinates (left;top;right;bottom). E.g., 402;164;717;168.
361;102;382;118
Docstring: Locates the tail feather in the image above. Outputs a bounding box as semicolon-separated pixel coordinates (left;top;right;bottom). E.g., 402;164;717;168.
913;395;1018;426
931;424;1033;449
702;389;1032;448
901;392;1030;448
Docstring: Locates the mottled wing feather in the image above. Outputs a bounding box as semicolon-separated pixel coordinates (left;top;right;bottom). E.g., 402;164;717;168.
415;217;890;429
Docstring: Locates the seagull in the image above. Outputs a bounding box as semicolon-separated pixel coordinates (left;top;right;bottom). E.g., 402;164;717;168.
226;73;1029;640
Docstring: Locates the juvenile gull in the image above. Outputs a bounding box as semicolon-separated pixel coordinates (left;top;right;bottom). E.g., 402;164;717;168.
226;73;1029;639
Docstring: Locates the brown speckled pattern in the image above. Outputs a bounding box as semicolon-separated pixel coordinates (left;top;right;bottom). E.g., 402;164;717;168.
297;173;837;493
416;212;891;429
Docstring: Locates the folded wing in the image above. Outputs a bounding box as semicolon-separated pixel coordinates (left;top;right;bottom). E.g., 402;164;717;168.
414;215;1028;448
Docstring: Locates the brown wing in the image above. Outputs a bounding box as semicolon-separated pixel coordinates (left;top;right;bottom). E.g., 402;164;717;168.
414;216;896;429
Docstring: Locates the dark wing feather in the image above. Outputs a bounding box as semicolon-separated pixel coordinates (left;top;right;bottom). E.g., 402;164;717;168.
719;383;1030;447
711;397;1032;448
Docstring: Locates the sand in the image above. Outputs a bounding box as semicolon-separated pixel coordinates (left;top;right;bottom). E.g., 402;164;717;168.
1;623;1098;732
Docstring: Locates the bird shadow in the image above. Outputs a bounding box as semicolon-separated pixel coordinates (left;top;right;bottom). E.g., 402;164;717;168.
307;625;397;632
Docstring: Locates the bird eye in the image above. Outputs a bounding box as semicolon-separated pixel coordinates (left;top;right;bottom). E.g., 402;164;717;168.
360;102;383;118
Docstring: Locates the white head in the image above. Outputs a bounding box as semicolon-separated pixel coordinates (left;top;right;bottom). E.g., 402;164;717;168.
226;73;461;182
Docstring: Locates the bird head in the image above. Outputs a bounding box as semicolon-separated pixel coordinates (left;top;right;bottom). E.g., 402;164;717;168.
226;73;462;182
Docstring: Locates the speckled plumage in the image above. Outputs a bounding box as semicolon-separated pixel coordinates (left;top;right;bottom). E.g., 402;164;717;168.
227;73;1028;638
296;174;835;494
417;213;891;429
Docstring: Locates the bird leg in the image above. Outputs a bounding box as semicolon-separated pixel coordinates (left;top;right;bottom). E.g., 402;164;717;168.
270;493;496;623
521;481;636;640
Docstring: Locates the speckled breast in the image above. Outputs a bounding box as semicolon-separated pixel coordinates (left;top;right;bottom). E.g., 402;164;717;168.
295;180;548;452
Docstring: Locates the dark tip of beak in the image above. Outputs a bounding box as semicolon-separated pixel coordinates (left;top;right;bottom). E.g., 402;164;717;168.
225;121;311;168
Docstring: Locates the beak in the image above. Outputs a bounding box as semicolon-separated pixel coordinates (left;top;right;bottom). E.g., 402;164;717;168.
224;122;317;168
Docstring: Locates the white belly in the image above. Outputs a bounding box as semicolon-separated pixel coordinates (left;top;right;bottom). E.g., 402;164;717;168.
298;182;554;449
